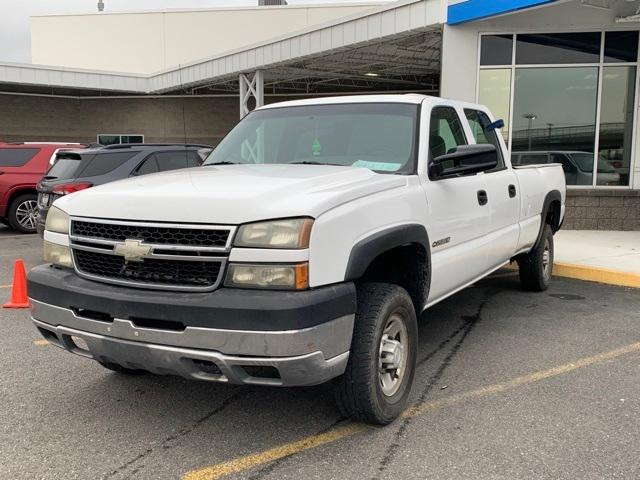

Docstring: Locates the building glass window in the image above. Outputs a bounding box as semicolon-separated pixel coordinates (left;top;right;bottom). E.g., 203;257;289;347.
478;69;511;141
479;30;639;189
511;67;598;185
604;31;639;63
516;33;601;64
598;66;636;186
98;134;144;146
480;35;513;66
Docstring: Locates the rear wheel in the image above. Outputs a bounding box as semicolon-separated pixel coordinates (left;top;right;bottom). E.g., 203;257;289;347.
8;193;38;234
517;224;554;291
334;283;417;425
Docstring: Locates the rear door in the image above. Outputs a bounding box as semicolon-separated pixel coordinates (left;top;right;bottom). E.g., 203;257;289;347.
422;102;490;303
464;108;520;269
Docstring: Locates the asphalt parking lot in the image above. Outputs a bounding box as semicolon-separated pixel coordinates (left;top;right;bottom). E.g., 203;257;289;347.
1;224;640;480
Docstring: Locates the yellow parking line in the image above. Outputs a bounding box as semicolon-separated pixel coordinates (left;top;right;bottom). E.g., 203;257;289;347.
182;341;640;480
183;424;366;480
33;339;49;346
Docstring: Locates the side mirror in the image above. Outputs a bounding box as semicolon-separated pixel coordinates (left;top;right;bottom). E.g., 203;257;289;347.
429;144;499;179
486;119;504;132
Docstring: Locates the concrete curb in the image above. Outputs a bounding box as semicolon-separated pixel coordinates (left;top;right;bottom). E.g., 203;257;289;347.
553;262;640;289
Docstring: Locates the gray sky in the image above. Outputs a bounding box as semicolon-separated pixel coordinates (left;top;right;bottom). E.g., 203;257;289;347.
0;0;378;63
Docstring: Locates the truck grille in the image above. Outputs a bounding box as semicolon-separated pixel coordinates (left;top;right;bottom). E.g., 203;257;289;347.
71;220;230;248
74;250;222;288
69;218;233;292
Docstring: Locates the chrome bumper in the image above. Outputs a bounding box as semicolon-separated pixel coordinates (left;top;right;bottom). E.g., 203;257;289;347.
30;299;353;387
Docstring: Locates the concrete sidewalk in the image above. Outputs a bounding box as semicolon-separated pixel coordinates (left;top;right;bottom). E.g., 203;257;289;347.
553;230;640;288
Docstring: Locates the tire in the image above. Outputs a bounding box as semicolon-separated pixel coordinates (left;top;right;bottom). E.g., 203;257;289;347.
7;193;38;234
517;224;554;292
98;361;147;375
334;283;418;425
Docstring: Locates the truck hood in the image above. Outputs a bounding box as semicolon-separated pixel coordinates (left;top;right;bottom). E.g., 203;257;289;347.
54;164;407;224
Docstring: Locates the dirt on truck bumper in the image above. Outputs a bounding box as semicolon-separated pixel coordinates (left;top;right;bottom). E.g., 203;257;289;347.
27;265;356;387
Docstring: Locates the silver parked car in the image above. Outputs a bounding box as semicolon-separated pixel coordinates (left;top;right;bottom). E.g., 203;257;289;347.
512;151;620;186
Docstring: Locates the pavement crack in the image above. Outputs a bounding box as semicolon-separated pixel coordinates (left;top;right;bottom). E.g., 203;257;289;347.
101;387;249;480
371;290;497;480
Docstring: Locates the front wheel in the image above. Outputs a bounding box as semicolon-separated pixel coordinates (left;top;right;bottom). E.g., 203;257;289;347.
334;283;417;425
517;224;554;291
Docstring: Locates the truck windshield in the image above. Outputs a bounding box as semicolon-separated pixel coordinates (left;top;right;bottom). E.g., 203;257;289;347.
203;103;419;174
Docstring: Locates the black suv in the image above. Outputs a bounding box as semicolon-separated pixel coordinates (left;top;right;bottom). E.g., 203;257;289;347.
36;144;212;236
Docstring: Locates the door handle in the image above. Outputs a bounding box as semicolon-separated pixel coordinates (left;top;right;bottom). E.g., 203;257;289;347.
508;184;517;198
477;190;488;206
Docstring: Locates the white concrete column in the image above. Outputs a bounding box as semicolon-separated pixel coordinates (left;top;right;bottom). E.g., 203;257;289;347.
239;70;265;119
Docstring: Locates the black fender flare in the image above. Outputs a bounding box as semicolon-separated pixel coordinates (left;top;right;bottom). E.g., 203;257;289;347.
534;189;562;247
344;224;431;281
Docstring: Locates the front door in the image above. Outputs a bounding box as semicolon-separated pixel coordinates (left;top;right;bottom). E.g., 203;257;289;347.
421;103;490;305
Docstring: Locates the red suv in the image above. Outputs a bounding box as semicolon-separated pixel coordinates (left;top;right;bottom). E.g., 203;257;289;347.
0;142;88;233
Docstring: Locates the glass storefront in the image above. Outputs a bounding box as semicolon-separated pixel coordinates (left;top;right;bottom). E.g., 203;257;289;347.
478;30;639;188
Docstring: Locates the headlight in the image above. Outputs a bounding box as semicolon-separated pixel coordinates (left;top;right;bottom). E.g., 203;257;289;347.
225;263;309;290
234;218;313;249
45;206;69;234
43;241;73;268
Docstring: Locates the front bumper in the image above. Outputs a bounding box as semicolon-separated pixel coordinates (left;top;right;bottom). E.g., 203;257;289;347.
28;265;356;386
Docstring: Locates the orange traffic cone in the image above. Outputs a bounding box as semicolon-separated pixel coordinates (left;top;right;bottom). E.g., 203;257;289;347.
3;259;29;309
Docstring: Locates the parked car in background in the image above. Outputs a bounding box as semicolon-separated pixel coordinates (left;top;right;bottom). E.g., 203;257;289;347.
36;144;213;236
512;150;620;186
0;142;87;233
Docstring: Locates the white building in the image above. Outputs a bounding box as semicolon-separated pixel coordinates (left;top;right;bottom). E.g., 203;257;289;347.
1;0;639;229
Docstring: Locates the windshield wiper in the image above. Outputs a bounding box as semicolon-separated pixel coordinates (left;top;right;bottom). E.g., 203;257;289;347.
207;161;238;166
289;161;342;166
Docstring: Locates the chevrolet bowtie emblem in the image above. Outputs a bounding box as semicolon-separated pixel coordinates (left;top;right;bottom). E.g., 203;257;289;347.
114;239;152;262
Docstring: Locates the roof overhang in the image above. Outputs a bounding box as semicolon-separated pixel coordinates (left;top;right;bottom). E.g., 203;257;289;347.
0;0;443;97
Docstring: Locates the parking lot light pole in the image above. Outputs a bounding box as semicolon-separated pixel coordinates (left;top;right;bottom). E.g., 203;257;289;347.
239;70;265;118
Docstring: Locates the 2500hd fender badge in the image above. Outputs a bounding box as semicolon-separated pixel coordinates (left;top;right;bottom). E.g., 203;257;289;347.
432;237;451;248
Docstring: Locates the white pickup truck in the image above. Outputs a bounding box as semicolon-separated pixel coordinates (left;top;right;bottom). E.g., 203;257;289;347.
28;95;565;425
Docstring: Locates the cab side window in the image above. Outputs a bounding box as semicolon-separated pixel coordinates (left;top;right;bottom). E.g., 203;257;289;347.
464;109;505;171
429;107;467;159
155;151;189;172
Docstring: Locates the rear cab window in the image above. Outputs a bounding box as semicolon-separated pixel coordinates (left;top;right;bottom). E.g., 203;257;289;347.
0;148;40;167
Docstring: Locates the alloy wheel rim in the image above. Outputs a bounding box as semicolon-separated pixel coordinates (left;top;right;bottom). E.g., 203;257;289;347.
16;200;38;231
378;312;408;397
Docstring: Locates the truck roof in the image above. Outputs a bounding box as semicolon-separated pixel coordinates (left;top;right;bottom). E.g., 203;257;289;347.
257;94;488;114
258;94;428;110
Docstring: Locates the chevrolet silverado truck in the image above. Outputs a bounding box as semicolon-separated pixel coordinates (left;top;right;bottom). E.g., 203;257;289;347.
28;95;565;425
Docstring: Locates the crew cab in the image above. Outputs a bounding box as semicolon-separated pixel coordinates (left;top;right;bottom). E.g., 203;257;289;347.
28;95;566;425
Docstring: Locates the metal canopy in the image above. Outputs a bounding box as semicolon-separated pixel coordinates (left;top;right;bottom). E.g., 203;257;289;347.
0;0;442;98
190;30;441;96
